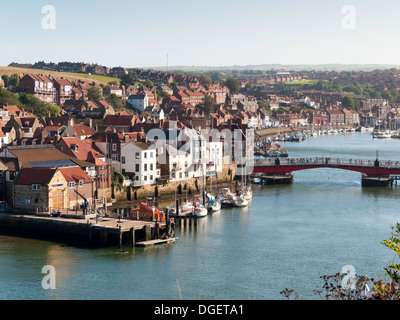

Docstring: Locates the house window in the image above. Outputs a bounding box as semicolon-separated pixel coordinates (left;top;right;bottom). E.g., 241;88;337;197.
150;175;153;180
144;164;147;171
111;154;118;161
112;143;117;151
79;180;84;187
121;156;125;164
135;164;139;172
69;181;75;188
150;152;153;158
144;152;147;159
32;184;41;190
150;163;153;170
135;152;139;159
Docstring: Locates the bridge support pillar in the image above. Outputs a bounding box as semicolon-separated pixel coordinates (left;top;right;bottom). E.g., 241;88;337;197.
361;174;391;187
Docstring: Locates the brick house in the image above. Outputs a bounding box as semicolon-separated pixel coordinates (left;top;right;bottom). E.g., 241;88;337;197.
53;78;73;106
90;131;125;171
103;85;123;97
308;110;329;126
327;109;345;125
59;166;94;210
61;118;95;140
109;67;128;78
55;136;112;201
18;74;56;104
13;167;68;212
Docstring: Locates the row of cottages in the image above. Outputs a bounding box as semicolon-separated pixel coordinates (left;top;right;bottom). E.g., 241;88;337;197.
30;61;127;77
146;126;223;182
18;74;114;107
202;84;230;105
19;74;75;105
62;99;115;118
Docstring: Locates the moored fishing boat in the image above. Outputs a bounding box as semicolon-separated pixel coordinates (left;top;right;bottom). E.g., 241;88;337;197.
207;198;221;212
129;199;166;222
240;185;253;200
192;206;208;217
234;197;248;207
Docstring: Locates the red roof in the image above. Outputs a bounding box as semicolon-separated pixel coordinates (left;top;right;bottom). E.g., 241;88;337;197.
59;166;92;183
73;124;95;136
15;167;57;185
60;137;104;162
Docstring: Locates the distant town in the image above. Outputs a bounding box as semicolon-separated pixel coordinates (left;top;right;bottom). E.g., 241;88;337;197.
0;60;398;214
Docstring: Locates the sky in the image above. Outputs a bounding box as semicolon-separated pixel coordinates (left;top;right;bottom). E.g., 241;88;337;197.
1;0;400;69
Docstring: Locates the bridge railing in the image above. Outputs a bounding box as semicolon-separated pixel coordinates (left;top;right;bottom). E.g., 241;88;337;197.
254;157;400;168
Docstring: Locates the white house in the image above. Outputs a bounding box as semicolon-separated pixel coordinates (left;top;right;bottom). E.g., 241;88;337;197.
127;93;148;112
0;131;8;148
247;113;259;128
147;126;222;181
120;141;158;187
205;141;223;176
157;144;192;181
144;106;164;121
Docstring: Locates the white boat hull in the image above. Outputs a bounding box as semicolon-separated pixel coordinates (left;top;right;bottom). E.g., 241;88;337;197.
193;207;208;217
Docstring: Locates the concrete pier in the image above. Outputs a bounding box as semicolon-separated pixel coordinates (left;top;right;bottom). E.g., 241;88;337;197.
0;212;172;248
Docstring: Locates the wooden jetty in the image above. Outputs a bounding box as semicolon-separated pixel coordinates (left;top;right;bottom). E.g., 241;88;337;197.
135;238;176;247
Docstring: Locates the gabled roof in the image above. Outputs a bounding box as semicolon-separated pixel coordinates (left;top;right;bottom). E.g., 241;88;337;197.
73;124;95;136
59;166;92;183
15;167;58;185
59;137;105;162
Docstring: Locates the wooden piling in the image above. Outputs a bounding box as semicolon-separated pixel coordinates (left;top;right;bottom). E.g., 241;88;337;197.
130;227;135;247
155;221;160;239
118;225;122;248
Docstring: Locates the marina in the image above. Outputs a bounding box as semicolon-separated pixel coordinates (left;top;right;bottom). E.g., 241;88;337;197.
1;132;400;300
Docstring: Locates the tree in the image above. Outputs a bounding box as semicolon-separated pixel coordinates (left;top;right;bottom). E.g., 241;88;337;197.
381;223;400;285
342;95;355;109
8;73;19;88
87;86;103;100
144;79;154;88
1;75;9;88
120;73;136;86
45;103;61;116
199;74;212;85
169;82;178;90
0;87;20;105
106;93;126;111
197;95;215;115
224;78;240;93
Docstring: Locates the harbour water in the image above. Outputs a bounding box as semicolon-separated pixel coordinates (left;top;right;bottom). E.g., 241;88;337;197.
1;132;400;300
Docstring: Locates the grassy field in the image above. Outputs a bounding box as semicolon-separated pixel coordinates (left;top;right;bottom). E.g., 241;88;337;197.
0;66;120;86
285;79;323;85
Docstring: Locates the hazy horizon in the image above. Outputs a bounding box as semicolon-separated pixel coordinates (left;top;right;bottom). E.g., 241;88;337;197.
2;0;400;69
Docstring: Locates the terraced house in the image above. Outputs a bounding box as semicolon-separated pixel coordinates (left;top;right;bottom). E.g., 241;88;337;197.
18;74;56;103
